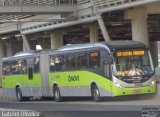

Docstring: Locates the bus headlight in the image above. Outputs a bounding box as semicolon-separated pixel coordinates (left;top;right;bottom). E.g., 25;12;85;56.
115;82;124;89
150;81;156;86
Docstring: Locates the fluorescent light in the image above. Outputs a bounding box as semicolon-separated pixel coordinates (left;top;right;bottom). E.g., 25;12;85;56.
1;37;7;40
15;34;21;37
36;45;42;50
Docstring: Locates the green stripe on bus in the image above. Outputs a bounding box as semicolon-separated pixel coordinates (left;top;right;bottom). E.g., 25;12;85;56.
49;71;112;92
3;71;156;96
2;73;41;88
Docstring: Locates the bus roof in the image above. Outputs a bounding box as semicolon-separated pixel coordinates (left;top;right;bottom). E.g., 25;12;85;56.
104;40;148;51
57;40;148;52
2;50;41;61
2;40;148;61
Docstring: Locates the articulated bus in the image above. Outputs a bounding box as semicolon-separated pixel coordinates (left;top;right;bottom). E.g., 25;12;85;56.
2;41;156;102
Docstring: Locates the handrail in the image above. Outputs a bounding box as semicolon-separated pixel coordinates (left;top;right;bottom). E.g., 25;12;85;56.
90;0;160;14
77;0;90;5
92;0;140;9
0;0;76;6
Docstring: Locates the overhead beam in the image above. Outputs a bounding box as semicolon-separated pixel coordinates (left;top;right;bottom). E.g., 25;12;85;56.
147;2;160;14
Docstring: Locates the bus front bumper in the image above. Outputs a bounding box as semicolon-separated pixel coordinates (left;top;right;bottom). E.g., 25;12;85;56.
113;84;156;96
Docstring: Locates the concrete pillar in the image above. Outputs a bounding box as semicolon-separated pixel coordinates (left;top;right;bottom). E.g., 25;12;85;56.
97;14;110;41
0;39;4;77
90;0;110;41
23;41;27;51
50;30;63;49
125;6;149;46
89;23;98;43
6;40;12;56
21;34;31;51
150;41;158;67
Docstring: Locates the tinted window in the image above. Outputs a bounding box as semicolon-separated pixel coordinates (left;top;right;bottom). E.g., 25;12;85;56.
66;54;76;71
10;60;27;74
28;67;33;80
50;55;55;72
55;55;65;71
50;55;65;72
3;62;10;75
89;51;100;69
34;58;40;73
77;52;88;70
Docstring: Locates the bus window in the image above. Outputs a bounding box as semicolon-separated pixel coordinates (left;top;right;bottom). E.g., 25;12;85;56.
11;61;18;74
28;67;33;80
3;62;10;75
50;55;55;72
34;58;40;73
66;54;76;71
89;51;100;69
19;60;27;74
55;55;65;71
77;52;88;70
10;60;27;74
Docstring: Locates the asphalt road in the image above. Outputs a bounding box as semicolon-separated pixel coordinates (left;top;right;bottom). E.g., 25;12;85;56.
0;95;160;117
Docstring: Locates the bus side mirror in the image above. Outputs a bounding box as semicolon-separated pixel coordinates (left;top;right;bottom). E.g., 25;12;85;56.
104;57;112;64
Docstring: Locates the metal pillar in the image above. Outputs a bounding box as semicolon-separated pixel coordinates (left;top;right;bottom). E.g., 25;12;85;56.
50;30;63;49
21;34;31;51
89;23;98;42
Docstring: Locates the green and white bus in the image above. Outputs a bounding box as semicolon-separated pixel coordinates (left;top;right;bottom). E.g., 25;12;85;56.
2;41;156;102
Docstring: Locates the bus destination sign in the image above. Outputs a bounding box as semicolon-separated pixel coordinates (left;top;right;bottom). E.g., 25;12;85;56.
116;50;145;57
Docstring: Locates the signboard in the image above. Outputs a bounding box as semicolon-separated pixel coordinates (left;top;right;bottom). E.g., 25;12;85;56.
116;50;145;57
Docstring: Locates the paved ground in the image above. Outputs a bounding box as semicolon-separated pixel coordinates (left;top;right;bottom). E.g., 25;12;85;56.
0;95;159;117
0;86;160;117
0;89;2;97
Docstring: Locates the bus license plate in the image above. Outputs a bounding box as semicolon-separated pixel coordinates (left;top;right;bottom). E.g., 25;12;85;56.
135;83;142;87
133;89;141;93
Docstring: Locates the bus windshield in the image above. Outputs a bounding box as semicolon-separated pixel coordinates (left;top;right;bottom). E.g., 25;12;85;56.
113;50;154;77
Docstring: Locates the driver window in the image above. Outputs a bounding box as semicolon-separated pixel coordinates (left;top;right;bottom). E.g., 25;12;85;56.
116;57;126;71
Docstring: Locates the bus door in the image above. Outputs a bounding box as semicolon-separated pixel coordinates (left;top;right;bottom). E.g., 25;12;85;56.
26;59;34;93
103;54;113;96
27;58;41;96
40;53;50;96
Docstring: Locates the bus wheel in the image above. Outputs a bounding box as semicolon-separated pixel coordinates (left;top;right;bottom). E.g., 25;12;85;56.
16;87;24;101
91;85;101;102
54;86;62;102
24;97;30;101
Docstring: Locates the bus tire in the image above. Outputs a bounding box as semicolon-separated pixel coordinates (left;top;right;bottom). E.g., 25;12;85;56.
91;85;101;102
54;86;62;102
24;97;30;101
16;87;24;101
